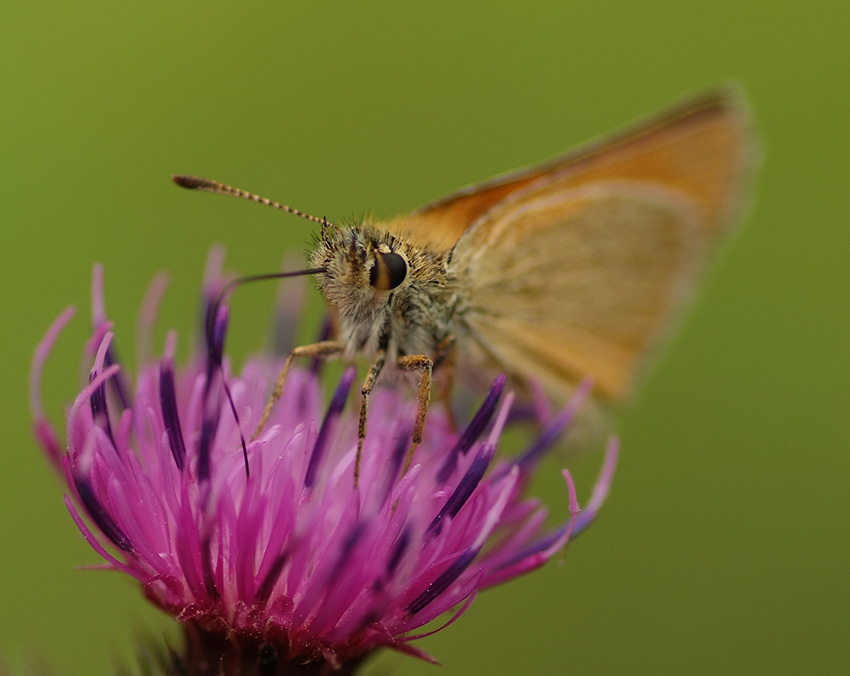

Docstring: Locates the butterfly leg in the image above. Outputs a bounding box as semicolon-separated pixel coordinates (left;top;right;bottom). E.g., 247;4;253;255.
397;354;434;474
355;349;386;486
434;335;457;431
251;340;345;441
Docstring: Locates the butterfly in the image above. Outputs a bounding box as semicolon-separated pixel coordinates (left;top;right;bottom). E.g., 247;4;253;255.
174;87;756;479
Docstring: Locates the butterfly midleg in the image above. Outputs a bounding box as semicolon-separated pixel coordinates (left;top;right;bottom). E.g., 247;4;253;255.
251;340;345;441
434;335;457;431
397;354;434;474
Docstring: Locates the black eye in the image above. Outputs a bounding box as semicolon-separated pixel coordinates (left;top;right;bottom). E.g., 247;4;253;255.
369;251;407;291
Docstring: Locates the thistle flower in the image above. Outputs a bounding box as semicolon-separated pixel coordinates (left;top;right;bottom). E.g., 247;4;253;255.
30;252;617;675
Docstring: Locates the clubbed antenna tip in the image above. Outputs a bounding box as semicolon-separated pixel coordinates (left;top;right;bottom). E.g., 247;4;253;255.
172;174;210;190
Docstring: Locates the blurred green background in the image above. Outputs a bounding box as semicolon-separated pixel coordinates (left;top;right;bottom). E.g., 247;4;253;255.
2;2;848;674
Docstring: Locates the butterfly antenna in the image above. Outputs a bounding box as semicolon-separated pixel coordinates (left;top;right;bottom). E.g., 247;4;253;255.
172;174;332;227
205;268;327;342
203;266;328;479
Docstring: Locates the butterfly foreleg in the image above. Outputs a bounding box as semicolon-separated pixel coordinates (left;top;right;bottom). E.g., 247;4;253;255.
251;340;345;441
397;353;434;474
355;349;386;486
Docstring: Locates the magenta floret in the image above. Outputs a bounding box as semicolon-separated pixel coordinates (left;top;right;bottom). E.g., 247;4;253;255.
30;253;617;670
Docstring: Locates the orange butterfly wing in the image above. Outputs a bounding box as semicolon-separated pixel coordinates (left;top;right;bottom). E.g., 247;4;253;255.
400;89;756;402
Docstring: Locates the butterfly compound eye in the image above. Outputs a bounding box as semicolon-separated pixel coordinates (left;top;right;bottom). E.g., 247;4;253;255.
369;251;407;291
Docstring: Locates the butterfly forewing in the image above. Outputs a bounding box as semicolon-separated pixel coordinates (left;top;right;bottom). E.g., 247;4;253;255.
410;89;755;402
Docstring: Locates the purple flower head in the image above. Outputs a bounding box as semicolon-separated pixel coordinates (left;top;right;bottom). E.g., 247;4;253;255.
30;250;618;674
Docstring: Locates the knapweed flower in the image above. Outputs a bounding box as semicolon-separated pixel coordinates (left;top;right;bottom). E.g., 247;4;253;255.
30;252;617;675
